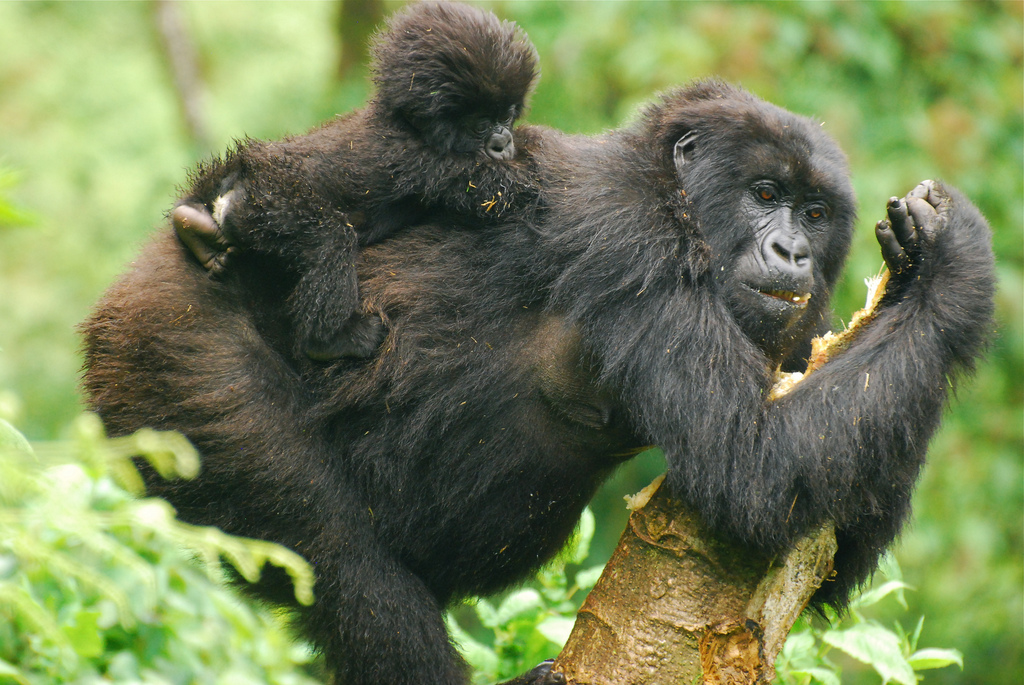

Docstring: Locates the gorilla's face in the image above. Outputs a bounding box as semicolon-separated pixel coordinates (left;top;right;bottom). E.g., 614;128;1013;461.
725;176;834;361
449;105;521;160
669;104;857;365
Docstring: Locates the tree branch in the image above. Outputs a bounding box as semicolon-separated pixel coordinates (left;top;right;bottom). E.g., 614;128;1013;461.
553;478;836;683
336;0;383;78
151;0;211;149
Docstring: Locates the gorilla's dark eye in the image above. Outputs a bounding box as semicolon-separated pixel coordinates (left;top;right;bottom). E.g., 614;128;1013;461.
805;204;828;222
753;183;778;203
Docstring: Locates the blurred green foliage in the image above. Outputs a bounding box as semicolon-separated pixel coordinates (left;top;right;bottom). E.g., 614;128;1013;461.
0;415;319;684
776;556;963;685
447;509;603;684
0;1;1019;683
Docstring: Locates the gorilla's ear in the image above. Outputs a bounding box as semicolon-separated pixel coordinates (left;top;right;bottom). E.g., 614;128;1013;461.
673;131;698;172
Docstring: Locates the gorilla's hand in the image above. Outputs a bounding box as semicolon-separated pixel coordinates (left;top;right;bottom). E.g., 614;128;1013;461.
498;660;566;685
172;202;237;278
874;179;949;279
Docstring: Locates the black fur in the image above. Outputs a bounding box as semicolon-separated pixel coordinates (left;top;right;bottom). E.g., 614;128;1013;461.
81;80;995;684
175;1;540;360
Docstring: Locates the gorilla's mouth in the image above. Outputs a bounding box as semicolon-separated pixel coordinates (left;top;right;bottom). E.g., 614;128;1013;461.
758;289;812;307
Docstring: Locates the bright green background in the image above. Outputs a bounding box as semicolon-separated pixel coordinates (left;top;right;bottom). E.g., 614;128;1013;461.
0;2;1019;683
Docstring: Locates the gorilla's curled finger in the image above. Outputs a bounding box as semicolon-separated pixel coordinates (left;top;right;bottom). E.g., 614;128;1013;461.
875;219;908;274
887;197;920;249
876;196;921;276
906;179;950;236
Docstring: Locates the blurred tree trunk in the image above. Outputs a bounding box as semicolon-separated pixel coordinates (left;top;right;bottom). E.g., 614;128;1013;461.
552;477;836;684
151;0;211;149
336;0;384;78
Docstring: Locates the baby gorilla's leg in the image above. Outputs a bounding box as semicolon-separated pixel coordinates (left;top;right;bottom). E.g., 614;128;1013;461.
289;226;386;361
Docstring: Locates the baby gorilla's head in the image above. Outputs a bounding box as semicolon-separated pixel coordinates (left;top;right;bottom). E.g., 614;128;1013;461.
370;1;539;160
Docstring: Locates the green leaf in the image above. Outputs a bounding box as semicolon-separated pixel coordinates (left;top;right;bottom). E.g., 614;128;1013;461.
536;616;575;647
782;629;816;656
907;616;924;653
778;629;821;672
495;589;542;625
789;667;841;685
850;579;911;611
907;648;964;671
0;657;29;685
65;609;104;658
573;565;604;592
0;418;33;458
823;623;917;685
474;598;499;628
566;508;595;565
447;614;499;676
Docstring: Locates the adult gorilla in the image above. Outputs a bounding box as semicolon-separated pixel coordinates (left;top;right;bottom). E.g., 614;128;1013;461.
82;80;995;685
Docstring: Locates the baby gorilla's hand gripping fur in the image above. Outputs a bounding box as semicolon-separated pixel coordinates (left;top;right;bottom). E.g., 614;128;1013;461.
174;176;386;361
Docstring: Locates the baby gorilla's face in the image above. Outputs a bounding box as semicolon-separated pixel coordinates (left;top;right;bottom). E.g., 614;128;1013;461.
447;105;520;160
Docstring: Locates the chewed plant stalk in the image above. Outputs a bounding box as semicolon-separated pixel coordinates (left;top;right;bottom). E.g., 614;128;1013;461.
770;268;891;400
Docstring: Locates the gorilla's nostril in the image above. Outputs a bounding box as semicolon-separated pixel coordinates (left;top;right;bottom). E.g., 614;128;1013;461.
768;234;811;272
772;242;792;261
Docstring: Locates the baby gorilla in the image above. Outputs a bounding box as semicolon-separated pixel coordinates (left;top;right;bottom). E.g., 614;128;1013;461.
174;1;540;360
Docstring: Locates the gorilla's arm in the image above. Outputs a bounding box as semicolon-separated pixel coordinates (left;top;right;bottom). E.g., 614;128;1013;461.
603;181;993;602
175;145;387;360
298;513;472;685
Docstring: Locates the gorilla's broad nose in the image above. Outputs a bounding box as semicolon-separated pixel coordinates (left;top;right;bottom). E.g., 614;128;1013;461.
485;128;515;160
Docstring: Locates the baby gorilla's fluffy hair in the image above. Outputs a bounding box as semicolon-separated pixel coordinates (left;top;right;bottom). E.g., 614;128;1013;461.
173;1;541;361
374;0;539;158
